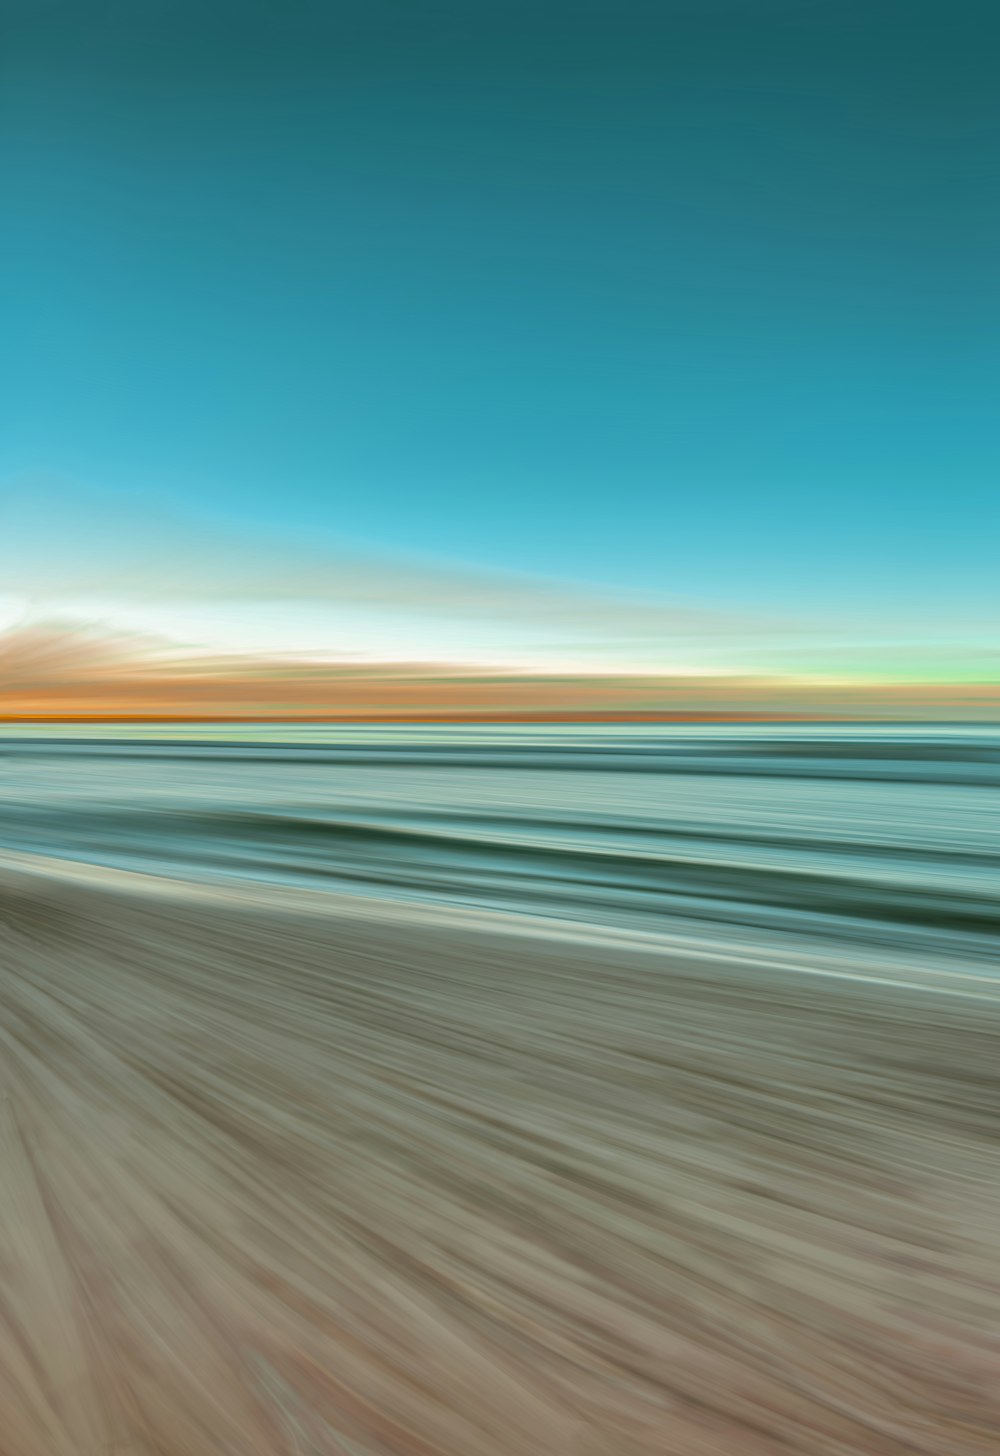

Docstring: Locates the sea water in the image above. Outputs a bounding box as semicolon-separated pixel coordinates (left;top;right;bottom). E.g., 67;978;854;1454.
1;723;997;978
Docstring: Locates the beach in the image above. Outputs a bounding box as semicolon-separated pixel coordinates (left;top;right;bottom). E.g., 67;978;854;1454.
0;858;997;1456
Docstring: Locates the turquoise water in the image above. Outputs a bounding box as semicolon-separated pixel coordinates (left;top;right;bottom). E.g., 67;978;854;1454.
1;724;997;974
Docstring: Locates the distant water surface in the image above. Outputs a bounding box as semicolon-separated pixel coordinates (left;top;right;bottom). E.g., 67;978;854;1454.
1;724;997;976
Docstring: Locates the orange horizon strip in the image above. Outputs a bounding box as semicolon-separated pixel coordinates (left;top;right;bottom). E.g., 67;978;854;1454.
0;710;912;725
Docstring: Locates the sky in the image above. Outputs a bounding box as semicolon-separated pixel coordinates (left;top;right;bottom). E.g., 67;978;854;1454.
1;1;997;686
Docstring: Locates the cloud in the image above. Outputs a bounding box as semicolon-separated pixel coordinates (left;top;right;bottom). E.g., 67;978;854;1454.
0;476;766;652
0;618;183;688
0;614;996;721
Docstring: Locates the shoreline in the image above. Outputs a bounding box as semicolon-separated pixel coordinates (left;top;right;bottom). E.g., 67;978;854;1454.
2;848;995;1001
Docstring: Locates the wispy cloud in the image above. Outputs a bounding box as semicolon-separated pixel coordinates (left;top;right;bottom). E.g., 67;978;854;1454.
0;614;997;722
0;476;774;664
2;478;997;689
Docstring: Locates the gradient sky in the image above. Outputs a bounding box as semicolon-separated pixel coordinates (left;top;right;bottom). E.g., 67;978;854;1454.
2;1;997;678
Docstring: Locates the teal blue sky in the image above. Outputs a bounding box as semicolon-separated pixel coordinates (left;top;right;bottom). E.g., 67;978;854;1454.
2;1;998;669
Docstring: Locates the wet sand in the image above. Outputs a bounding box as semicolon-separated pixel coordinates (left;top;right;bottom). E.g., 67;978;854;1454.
0;865;997;1455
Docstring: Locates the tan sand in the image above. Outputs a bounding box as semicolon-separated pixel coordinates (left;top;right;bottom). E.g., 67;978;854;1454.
0;865;997;1455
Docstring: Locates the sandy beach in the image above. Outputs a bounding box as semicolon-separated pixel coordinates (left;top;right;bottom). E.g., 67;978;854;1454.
0;862;995;1456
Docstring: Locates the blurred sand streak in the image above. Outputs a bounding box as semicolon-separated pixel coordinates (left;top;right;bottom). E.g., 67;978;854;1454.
0;866;997;1454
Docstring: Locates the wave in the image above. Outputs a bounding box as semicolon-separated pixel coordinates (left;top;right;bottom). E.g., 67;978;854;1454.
1;802;997;966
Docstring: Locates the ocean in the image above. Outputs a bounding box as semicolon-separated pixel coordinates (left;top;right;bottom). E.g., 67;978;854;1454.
1;723;996;979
